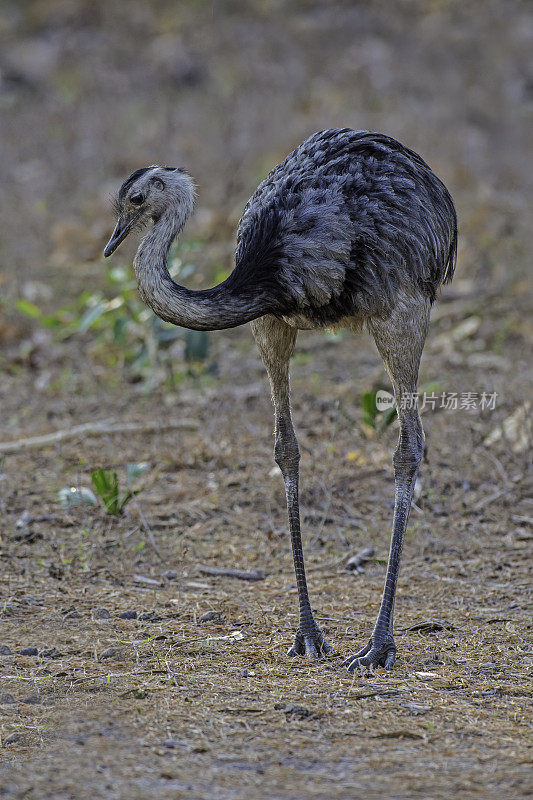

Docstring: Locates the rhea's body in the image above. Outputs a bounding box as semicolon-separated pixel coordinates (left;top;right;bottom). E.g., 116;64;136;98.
236;129;456;330
104;129;457;671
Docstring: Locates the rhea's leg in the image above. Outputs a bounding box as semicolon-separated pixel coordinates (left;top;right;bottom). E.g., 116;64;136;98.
251;316;333;658
344;295;429;672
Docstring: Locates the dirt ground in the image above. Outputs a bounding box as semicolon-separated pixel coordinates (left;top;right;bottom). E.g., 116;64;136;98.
0;2;531;799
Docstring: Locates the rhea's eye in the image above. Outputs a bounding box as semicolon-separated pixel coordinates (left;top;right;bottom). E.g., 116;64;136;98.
152;178;164;190
130;192;144;206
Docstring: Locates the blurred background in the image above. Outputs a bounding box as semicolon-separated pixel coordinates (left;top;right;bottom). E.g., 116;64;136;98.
1;0;531;308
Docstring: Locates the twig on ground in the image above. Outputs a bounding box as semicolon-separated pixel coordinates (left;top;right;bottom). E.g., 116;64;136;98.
471;485;516;512
198;566;265;581
344;546;375;573
0;419;199;453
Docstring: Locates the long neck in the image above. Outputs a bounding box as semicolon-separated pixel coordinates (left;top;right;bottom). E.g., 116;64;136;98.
134;207;269;331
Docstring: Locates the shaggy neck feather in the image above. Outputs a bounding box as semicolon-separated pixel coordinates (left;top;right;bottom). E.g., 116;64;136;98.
134;206;268;331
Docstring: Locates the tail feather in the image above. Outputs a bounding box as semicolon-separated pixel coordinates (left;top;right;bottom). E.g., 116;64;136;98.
442;206;458;285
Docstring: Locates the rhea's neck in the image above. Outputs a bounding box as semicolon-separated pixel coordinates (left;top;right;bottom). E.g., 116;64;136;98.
133;206;269;331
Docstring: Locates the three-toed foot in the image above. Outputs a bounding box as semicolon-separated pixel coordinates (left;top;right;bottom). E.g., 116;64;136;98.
288;625;334;658
342;634;396;672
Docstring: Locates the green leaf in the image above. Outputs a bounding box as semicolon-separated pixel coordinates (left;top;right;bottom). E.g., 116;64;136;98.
16;299;41;319
41;309;72;330
79;301;108;333
91;468;120;514
360;390;378;428
420;381;442;395
90;467;143;514
126;462;150;482
184;329;209;362
112;316;128;344
377;404;398;432
154;324;182;344
117;488;141;513
58;487;97;508
213;267;231;284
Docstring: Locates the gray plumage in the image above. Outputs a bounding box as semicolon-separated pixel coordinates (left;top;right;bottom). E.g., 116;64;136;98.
104;128;457;671
236;129;456;325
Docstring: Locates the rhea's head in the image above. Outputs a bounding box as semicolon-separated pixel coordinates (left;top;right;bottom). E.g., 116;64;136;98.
104;166;195;257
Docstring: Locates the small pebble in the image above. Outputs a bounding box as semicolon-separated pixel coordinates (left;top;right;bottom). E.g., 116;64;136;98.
4;733;22;745
100;647;121;660
163;571;177;581
199;611;222;623
117;610;137;620
345;546;375;573
240;669;255;677
21;595;42;606
191;744;210;754
283;703;310;719
63;608;82;620
40;647;62;659
13;530;41;543
138;611;162;622
19;647;38;656
94;608;111;620
0;645;12;656
16;510;33;529
22;695;41;705
0;693;15;705
404;702;431;716
162;739;187;749
48;563;64;580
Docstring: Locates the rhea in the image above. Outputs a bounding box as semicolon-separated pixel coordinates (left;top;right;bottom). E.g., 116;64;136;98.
104;129;457;671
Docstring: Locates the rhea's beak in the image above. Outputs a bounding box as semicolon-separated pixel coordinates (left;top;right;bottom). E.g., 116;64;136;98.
104;216;134;258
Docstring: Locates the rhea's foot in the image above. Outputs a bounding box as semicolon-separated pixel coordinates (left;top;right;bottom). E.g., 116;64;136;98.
288;625;334;659
343;634;396;673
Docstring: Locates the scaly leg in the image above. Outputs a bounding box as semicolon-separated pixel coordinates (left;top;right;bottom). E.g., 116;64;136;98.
344;295;429;672
251;316;333;658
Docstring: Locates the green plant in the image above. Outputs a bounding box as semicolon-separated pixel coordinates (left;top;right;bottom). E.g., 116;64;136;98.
90;471;130;516
90;462;150;515
360;389;397;433
77;250;207;382
360;381;443;434
15;242;211;384
91;468;134;515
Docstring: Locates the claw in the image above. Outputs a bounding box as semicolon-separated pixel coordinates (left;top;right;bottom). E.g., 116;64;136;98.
288;627;334;659
343;635;396;673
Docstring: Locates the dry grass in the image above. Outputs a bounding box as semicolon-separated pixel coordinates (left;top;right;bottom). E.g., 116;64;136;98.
0;324;531;798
